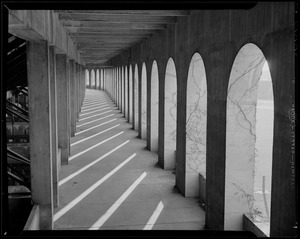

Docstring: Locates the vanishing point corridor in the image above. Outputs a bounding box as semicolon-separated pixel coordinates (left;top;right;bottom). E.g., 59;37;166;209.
54;89;205;230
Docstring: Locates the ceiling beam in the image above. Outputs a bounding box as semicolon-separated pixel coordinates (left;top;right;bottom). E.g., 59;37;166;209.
69;31;158;37
65;27;161;34
59;14;177;24
61;21;167;30
78;43;133;49
55;10;190;16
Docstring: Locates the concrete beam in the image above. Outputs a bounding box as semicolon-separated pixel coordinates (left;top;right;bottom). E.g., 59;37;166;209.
8;10;85;65
54;10;191;16
27;40;53;230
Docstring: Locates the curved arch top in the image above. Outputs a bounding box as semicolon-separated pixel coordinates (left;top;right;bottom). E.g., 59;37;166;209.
185;52;207;197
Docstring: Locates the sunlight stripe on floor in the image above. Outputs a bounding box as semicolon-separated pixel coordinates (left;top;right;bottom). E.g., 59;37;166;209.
75;118;117;136
82;99;108;105
79;110;112;121
83;99;107;104
76;114;115;128
82;101;107;108
89;172;147;230
54;153;136;222
72;124;120;147
69;131;123;161
80;107;110;116
81;105;110;113
143;201;164;230
60;141;130;186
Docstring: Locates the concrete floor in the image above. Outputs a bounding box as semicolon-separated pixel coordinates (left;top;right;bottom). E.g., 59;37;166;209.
54;89;205;230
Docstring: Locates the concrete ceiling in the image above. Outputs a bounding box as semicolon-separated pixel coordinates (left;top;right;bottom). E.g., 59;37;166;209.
55;10;190;67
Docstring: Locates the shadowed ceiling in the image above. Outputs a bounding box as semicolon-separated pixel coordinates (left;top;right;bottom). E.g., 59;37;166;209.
55;10;190;67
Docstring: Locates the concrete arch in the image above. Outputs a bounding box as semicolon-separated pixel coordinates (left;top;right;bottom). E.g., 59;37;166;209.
129;65;133;124
150;60;159;152
224;43;273;231
163;57;177;170
134;64;139;130
141;62;147;140
185;52;207;197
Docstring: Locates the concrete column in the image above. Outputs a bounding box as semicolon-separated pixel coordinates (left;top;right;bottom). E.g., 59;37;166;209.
89;69;92;89
67;59;71;155
70;60;76;137
82;67;85;104
96;69;100;90
116;69;119;107
27;40;53;230
100;69;102;90
125;66;128;119
49;46;59;208
80;66;84;107
75;63;80;121
103;69;106;91
111;69;113;97
119;68;122;110
56;54;69;165
121;67;124;114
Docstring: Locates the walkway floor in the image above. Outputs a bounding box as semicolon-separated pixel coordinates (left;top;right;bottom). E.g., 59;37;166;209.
54;89;205;230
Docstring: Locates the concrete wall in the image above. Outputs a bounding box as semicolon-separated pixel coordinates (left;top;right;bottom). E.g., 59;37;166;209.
108;3;295;236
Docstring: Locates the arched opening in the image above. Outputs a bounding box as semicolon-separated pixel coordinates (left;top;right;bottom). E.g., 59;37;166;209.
253;61;273;229
164;58;177;170
85;69;89;88
100;69;104;90
150;60;159;152
96;69;99;90
125;66;128;119
141;63;147;140
91;69;95;89
225;43;274;232
134;64;139;131
185;53;207;197
129;65;133;124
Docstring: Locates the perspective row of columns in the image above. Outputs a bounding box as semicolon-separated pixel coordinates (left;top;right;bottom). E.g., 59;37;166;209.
85;69;105;90
27;40;86;229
